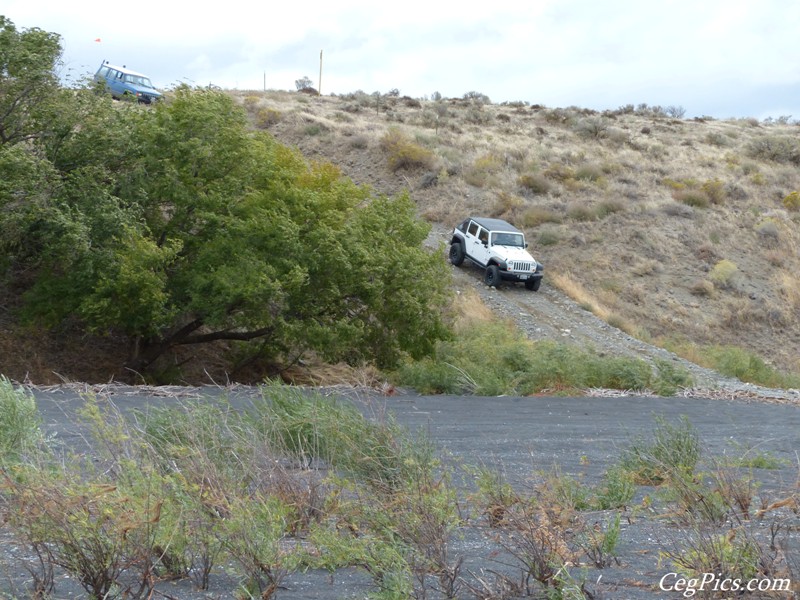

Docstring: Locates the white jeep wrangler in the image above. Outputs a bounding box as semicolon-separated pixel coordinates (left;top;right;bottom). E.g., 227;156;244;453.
449;217;544;290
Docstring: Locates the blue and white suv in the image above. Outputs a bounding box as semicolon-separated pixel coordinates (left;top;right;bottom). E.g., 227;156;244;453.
94;61;162;104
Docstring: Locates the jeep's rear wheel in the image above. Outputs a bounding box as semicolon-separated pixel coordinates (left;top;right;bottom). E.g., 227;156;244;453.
525;278;541;291
449;243;465;266
484;265;501;288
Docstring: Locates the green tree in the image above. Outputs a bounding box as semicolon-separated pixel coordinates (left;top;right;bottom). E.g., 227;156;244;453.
4;84;450;377
0;16;63;145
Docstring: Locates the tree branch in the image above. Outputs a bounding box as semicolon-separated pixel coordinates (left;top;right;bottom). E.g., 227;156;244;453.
178;325;275;345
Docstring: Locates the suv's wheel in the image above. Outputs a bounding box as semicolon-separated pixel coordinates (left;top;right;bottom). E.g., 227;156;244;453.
525;278;541;291
449;242;465;266
484;265;501;288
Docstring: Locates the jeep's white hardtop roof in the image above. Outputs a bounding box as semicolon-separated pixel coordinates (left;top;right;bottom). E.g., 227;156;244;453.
101;62;150;78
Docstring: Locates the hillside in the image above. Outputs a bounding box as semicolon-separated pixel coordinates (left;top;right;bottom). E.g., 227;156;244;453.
235;90;800;378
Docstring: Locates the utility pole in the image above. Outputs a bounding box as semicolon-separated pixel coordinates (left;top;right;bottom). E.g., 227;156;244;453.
318;50;323;96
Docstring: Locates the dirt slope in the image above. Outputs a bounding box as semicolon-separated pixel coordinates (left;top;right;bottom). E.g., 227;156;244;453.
431;224;799;402
250;91;800;378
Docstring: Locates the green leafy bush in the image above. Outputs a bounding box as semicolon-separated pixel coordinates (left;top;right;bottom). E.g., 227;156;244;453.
0;376;44;465
593;466;636;510
702;345;800;388
620;415;700;485
395;321;689;396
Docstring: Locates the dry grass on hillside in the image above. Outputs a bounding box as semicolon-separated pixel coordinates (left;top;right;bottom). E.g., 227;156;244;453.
234;90;800;374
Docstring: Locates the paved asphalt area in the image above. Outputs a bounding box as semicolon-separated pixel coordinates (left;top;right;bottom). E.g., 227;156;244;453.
2;387;798;599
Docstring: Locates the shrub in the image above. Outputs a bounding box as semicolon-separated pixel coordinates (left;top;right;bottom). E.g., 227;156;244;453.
466;465;520;527
574;117;609;139
543;107;577;125
396;322;668;396
255;107;281;128
465;105;492;124
517;172;552;194
664;341;800;388
349;135;369;149
652;358;694;396
577;513;622;569
703;346;800;388
462;90;491;104
490;191;524;217
295;76;314;91
521;206;562;227
667;528;763;583
463;153;503;187
665;105;686;118
543;163;575;182
620;415;700;485
689;279;715;297
242;94;261;110
566;202;596;221
701;178;726;204
0;376;44;465
675;190;710;208
595;199;625;218
755;219;780;246
782;190;800;211
574;164;604;182
708;259;738;288
704;131;730;147
593;466;636;510
537;228;561;246
304;123;325;136
379;128;436;172
746;135;800;164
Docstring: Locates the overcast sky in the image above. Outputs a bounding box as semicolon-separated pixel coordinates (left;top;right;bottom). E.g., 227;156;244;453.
6;0;800;119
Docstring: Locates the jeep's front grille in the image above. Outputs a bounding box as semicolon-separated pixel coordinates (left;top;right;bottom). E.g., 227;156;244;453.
509;261;534;272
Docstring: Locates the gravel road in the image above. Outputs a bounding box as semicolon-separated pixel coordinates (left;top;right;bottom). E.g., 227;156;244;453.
0;386;797;599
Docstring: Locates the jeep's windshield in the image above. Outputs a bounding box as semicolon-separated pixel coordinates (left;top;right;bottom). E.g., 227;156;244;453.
491;232;524;247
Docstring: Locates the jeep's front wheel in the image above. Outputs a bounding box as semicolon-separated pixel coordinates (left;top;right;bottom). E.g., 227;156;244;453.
525;278;541;291
484;265;501;288
449;243;465;266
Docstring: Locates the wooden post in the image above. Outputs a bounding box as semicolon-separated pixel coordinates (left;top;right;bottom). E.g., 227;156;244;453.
318;50;323;96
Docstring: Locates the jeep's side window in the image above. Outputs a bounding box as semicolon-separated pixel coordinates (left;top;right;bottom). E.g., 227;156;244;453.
478;228;488;243
467;222;479;237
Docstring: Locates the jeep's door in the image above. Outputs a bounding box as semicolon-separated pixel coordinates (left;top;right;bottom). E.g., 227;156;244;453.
465;222;491;266
108;69;125;96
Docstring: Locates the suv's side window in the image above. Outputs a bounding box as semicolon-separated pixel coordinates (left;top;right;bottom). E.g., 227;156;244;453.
467;222;479;237
478;228;488;244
